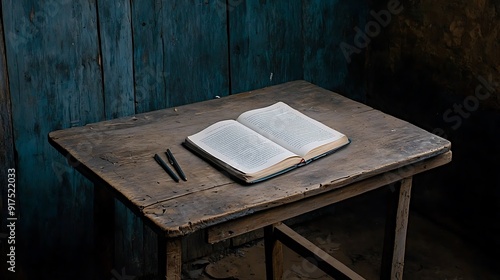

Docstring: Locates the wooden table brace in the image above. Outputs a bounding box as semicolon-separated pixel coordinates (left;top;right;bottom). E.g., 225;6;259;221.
264;177;413;280
269;223;365;280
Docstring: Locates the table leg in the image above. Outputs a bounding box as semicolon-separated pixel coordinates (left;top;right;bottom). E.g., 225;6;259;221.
94;185;115;279
381;177;413;280
159;236;182;279
264;223;284;280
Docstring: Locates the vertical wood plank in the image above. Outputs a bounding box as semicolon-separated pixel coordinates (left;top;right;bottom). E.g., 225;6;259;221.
381;177;413;280
0;7;16;279
131;0;231;272
114;202;144;277
96;0;146;278
166;238;182;280
303;0;369;102
132;0;229;112
0;2;14;177
229;1;303;94
96;0;134;119
143;224;159;278
94;185;115;279
130;0;166;113
1;0;103;275
183;230;231;261
158;235;167;278
161;0;230;107
264;223;283;280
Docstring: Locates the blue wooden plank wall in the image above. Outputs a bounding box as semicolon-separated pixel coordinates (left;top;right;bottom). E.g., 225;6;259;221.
97;0;135;119
2;0;102;278
96;1;141;275
229;0;303;94
303;0;368;102
0;0;369;278
131;0;229;112
0;7;15;280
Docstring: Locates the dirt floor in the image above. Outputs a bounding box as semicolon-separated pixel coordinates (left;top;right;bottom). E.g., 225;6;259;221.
183;190;500;280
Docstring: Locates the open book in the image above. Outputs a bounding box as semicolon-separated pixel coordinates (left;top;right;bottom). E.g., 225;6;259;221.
184;102;350;183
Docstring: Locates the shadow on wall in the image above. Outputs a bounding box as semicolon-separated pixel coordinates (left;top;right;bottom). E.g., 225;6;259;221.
367;54;500;255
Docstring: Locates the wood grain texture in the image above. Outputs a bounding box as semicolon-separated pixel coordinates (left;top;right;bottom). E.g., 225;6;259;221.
0;3;15;261
95;2;146;276
96;0;134;119
391;177;412;279
229;1;303;94
2;0;102;269
115;201;144;276
182;229;231;262
264;224;283;280
207;152;451;244
275;223;364;280
143;224;159;277
381;177;413;280
49;81;452;240
130;0;166;113
132;0;229;113
161;0;230;106
0;5;13;167
303;0;369;102
0;1;384;276
166;238;182;280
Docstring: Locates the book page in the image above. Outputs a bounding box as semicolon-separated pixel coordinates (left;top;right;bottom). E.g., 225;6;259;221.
186;120;298;175
237;102;346;157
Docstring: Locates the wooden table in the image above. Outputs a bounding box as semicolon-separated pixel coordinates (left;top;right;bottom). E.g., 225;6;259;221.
49;80;451;279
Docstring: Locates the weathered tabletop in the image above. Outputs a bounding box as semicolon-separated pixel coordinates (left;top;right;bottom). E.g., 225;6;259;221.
49;80;451;238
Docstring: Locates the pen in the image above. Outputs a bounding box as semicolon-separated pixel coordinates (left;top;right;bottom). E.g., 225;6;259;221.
166;149;187;181
154;153;179;182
